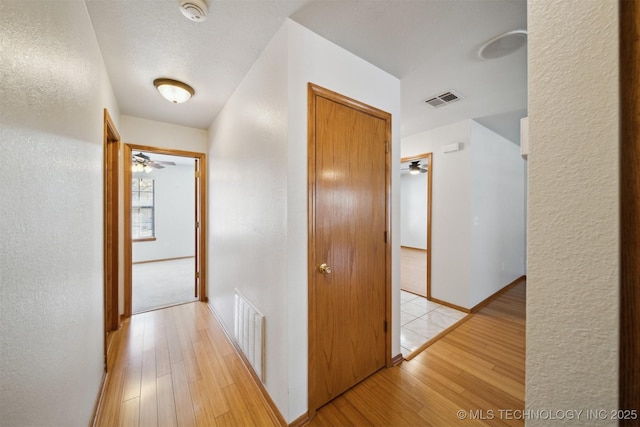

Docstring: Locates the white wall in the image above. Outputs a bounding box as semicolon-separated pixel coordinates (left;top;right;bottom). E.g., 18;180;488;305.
208;21;290;419
400;173;428;249
527;0;619;423
401;120;526;309
120;115;209;153
469;121;526;307
402;121;472;307
208;19;401;422
132;164;195;263
0;1;119;426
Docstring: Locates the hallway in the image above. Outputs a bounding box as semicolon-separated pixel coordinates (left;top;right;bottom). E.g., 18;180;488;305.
95;302;282;426
95;281;525;426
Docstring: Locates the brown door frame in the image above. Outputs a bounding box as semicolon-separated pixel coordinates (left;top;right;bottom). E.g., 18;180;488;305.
307;83;392;416
400;153;433;299
123;143;207;318
619;0;639;421
103;108;120;369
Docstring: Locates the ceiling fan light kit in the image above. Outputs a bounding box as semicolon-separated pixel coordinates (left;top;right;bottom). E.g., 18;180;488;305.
132;162;153;173
153;78;195;103
132;152;177;173
406;160;427;175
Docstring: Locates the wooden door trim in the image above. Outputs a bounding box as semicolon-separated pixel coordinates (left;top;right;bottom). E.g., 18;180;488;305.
103;108;120;369
307;83;392;416
400;153;433;300
620;0;639;421
123;144;207;318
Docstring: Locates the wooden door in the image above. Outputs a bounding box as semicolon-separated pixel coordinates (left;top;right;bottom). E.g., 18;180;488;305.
308;84;391;413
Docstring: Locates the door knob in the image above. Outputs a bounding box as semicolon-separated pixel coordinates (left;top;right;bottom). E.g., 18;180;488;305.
318;263;332;274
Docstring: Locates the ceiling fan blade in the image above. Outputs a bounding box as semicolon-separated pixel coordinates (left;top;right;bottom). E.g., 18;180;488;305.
148;163;164;169
133;152;150;162
154;161;176;166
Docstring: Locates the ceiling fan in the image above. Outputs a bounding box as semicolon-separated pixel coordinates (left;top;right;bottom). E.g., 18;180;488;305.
132;152;176;173
401;160;428;175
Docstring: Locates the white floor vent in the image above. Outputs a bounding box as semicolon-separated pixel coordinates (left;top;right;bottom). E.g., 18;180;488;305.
233;290;265;382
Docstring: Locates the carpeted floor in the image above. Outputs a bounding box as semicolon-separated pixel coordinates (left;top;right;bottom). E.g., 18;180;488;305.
132;257;197;313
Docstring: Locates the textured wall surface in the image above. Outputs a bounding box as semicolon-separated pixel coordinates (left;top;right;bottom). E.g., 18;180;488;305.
527;0;620;424
208;22;290;418
402;121;472;307
469;121;526;307
208;19;401;422
120;115;208;153
0;1;119;425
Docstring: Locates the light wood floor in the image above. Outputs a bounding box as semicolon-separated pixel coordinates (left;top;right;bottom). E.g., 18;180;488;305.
95;282;525;426
401;247;427;297
94;302;282;427
309;281;525;426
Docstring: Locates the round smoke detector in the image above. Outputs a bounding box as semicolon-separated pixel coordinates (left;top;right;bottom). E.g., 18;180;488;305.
180;0;208;22
478;30;527;60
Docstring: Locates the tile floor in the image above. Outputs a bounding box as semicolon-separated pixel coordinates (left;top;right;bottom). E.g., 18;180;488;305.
400;290;468;357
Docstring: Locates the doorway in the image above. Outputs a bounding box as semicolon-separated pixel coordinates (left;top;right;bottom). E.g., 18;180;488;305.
400;153;432;298
399;153;468;359
123;144;207;317
307;83;392;415
102;109;120;369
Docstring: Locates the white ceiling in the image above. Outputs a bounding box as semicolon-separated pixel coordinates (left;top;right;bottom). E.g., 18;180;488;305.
86;0;527;141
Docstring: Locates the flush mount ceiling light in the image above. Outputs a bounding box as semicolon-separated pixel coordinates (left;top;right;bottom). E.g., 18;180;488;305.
478;30;527;60
153;78;195;103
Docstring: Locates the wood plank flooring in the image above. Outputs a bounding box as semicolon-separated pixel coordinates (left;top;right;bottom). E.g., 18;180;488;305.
401;247;427;297
308;281;525;427
94;302;282;427
95;281;525;427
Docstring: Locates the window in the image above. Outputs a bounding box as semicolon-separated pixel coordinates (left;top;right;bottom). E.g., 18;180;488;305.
132;178;155;240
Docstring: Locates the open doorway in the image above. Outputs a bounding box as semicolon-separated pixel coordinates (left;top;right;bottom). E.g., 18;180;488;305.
123;144;207;317
400;153;432;298
399;153;467;358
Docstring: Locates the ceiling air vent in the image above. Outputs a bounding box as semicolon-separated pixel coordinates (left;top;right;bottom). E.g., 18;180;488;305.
424;90;463;108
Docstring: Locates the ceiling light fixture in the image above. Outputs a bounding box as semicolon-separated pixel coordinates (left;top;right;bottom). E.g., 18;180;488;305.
132;162;153;173
408;161;427;175
478;30;527;60
153;78;195;103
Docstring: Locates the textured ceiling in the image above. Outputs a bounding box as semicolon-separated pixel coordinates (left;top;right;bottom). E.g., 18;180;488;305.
86;0;527;140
